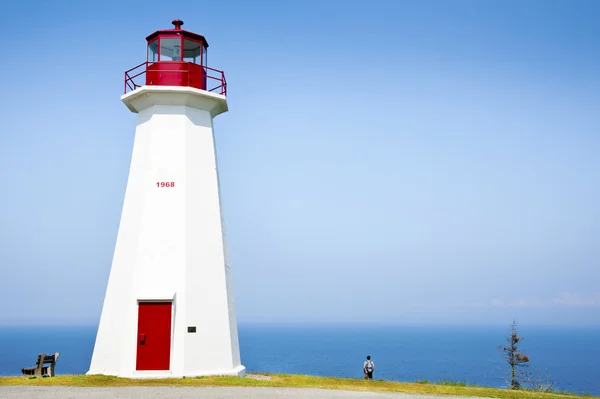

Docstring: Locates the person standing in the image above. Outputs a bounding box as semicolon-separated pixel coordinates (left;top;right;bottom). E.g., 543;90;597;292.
363;355;375;380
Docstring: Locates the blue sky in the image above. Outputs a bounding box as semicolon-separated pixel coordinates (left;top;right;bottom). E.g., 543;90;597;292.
0;0;599;326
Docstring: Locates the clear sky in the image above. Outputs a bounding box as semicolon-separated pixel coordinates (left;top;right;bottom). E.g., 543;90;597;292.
0;0;599;326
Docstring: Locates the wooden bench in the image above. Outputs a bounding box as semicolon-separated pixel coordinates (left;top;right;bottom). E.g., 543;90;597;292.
21;353;60;378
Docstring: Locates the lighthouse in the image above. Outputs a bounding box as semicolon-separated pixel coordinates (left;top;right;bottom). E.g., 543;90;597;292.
88;20;245;378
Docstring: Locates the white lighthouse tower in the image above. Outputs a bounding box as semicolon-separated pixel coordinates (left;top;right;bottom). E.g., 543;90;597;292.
88;20;245;378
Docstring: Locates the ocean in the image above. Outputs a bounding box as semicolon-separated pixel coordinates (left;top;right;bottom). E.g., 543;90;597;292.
1;324;598;396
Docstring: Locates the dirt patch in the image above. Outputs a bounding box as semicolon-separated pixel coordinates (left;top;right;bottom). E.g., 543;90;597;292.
245;373;273;381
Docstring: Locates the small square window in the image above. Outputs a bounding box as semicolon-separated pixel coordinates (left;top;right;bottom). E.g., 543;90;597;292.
188;326;197;333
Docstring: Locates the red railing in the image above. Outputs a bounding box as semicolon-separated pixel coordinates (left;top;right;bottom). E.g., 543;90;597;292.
124;61;227;96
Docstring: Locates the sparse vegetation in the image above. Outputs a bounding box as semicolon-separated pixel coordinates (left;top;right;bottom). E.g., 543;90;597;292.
0;374;596;399
523;368;556;393
499;319;559;393
499;319;531;389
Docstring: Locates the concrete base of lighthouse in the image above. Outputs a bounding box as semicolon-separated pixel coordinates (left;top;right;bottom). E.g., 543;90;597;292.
128;365;247;379
88;86;245;379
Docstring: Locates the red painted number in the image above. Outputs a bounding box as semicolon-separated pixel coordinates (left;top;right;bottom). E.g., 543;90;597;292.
156;182;175;187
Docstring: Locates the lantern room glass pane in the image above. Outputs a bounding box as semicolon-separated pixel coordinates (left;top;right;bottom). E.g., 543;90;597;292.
183;39;202;64
147;41;158;63
160;38;182;61
202;46;207;66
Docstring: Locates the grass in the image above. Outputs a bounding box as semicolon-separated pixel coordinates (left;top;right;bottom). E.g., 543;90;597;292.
0;373;598;399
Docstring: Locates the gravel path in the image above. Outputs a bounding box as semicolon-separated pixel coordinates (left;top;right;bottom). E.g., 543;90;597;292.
0;386;485;399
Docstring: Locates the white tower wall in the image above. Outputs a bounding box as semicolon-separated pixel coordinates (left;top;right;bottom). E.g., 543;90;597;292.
88;86;244;378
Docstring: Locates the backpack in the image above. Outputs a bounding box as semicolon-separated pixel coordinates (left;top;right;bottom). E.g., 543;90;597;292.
366;360;374;372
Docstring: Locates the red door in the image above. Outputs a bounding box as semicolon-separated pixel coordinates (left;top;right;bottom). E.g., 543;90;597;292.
136;302;172;370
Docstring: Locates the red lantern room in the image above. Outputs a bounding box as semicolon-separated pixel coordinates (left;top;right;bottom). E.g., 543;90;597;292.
124;20;226;96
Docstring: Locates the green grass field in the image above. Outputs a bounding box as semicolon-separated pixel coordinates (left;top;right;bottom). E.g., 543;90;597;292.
1;373;598;399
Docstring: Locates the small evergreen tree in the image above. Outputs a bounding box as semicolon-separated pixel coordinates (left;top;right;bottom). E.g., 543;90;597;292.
499;319;530;389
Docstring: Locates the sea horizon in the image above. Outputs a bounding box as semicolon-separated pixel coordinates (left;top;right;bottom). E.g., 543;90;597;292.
2;320;600;328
